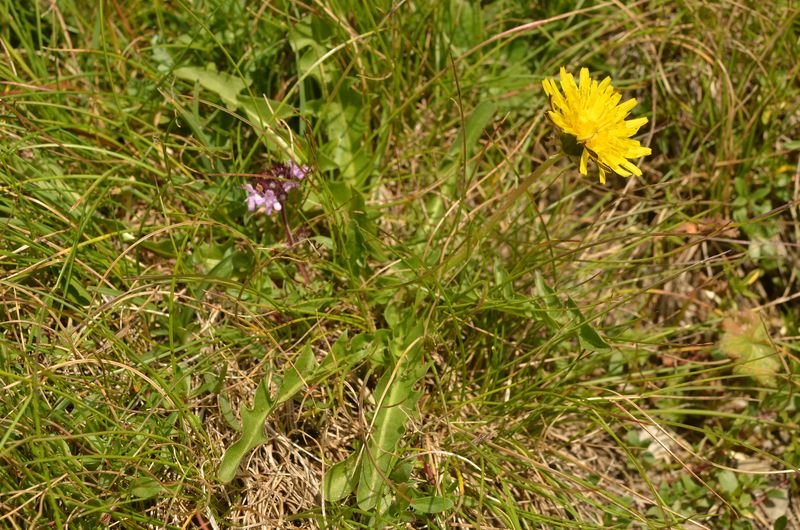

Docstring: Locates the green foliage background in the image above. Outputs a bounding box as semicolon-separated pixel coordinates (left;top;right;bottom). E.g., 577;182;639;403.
1;1;798;528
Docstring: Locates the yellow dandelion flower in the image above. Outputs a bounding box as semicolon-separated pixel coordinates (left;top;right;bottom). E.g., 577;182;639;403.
542;67;652;184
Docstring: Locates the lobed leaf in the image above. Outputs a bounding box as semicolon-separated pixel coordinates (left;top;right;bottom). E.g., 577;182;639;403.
218;346;317;483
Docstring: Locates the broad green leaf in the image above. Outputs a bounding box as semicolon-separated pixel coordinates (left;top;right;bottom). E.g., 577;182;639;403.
320;335;390;501
720;311;780;387
217;379;274;483
274;345;318;403
237;95;299;155
444;0;484;50
130;477;164;499
173;67;299;157
717;470;738;494
534;271;561;314
535;271;610;350
388;457;414;484
322;451;359;502
565;298;610;350
356;323;427;513
217;394;240;432
322;84;371;186
411;495;455;514
173;66;248;108
326;181;352;207
289;17;338;85
237;94;295;125
451;100;497;159
287;17;317;51
317;331;377;377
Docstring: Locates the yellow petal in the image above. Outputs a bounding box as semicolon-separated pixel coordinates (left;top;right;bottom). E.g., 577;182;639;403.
579;148;589;175
560;68;579;103
620;160;643;176
579;68;591;102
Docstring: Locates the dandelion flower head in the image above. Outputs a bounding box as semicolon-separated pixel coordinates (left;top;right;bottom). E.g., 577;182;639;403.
542;67;651;184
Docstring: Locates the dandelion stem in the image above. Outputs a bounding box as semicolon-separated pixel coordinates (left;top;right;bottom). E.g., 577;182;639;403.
439;151;564;277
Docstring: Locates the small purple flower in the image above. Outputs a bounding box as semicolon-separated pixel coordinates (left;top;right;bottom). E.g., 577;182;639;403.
288;161;307;181
243;161;309;216
243;183;282;215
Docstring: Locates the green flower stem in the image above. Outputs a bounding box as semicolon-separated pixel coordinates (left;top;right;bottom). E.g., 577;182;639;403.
439;151;564;277
281;207;311;284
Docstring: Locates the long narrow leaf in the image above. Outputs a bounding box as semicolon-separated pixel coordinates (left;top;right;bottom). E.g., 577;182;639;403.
356;327;427;512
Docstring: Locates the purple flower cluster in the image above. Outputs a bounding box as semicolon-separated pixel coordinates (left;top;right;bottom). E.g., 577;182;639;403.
243;161;308;216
